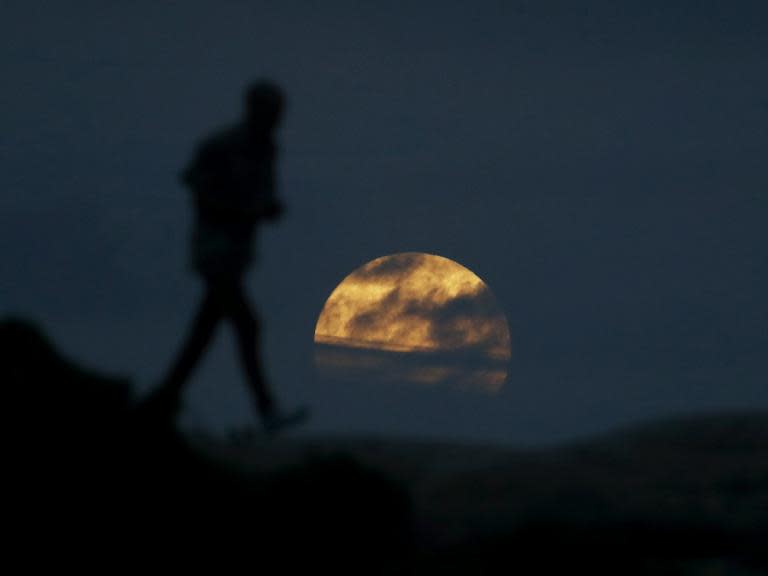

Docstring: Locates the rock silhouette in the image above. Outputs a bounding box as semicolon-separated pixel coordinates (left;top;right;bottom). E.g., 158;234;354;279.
4;318;411;573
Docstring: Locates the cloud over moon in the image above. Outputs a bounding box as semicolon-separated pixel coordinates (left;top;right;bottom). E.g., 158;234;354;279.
314;253;511;391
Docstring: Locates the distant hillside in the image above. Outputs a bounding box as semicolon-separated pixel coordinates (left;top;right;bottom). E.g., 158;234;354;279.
198;412;768;537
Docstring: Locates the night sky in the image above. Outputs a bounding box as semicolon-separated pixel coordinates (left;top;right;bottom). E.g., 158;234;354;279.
3;1;766;443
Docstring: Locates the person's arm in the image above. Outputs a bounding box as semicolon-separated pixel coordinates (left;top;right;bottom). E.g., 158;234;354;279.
181;140;219;193
235;148;284;222
256;151;284;222
182;140;244;221
183;136;284;223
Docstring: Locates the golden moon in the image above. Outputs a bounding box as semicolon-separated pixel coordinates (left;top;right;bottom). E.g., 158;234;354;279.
314;253;511;393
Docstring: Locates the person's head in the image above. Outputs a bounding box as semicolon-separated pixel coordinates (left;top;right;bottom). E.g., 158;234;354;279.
243;80;285;135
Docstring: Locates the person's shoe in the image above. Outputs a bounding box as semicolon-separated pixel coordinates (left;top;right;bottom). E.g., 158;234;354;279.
262;406;310;434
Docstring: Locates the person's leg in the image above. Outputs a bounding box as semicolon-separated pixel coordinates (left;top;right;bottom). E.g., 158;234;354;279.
223;282;275;418
159;285;222;405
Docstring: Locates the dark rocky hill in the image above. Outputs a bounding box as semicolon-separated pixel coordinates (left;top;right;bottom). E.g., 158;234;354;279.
3;318;766;574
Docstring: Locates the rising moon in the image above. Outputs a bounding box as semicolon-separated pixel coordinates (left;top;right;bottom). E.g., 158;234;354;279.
314;253;511;392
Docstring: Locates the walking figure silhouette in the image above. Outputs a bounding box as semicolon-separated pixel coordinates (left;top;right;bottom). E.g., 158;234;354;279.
147;81;306;432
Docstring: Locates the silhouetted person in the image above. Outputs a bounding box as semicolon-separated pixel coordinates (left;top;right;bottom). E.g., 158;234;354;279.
149;81;302;431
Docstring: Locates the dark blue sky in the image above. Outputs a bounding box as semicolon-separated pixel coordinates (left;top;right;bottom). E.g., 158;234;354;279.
2;1;766;443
